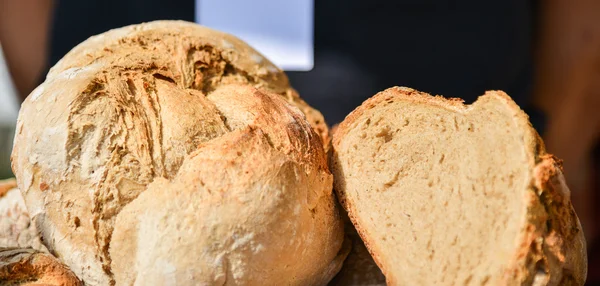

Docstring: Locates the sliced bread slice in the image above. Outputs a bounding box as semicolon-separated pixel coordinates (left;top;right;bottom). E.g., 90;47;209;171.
331;87;587;285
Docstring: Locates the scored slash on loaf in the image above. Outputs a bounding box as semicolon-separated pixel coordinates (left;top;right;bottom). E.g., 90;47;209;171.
11;20;345;285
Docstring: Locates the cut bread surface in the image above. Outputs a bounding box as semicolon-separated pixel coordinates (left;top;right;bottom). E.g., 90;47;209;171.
332;87;586;285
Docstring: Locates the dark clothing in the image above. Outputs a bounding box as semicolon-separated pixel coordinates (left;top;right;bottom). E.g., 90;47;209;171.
48;0;543;131
289;0;540;128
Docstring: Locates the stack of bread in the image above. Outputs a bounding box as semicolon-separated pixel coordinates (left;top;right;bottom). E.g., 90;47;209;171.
2;21;587;285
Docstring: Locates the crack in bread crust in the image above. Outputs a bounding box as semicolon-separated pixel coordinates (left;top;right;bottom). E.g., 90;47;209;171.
12;21;342;285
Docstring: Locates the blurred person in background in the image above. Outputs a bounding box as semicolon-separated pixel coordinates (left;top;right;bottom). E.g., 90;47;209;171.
0;45;19;180
1;0;600;279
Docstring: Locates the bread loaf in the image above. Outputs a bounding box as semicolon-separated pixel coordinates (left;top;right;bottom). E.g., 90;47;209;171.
0;248;81;285
331;87;587;285
0;179;46;252
12;21;344;285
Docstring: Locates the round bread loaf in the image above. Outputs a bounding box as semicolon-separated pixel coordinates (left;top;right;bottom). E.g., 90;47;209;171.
332;87;587;285
11;21;344;285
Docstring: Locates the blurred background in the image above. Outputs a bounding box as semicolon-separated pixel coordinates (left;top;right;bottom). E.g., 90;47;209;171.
1;0;599;283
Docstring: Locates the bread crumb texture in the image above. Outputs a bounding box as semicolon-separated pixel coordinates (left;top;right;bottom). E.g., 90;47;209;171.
332;87;587;285
11;21;344;285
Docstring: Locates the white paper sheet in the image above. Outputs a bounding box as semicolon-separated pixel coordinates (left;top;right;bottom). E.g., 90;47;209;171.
196;0;314;71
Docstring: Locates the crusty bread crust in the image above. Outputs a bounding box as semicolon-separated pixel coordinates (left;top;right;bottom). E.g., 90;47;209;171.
12;21;343;285
0;248;82;286
0;178;17;197
332;87;587;285
48;20;329;146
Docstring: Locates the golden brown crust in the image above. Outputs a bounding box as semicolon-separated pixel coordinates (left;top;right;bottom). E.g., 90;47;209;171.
12;21;342;285
0;178;17;198
0;248;82;286
48;20;329;145
332;86;587;285
107;85;344;285
528;155;587;285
